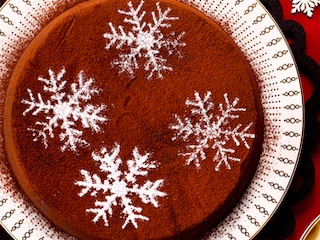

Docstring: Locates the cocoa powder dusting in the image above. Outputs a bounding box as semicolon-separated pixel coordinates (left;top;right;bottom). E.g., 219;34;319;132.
1;0;263;239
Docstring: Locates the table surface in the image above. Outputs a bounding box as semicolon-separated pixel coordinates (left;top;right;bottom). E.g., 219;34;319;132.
0;0;320;239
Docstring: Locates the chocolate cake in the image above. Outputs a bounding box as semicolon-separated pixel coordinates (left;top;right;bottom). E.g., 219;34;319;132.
3;0;263;239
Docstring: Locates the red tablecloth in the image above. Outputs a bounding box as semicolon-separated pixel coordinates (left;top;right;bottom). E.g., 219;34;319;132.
279;1;320;239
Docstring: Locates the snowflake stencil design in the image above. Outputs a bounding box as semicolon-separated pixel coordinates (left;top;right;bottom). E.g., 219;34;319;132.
170;91;255;171
75;143;166;229
291;0;320;17
22;67;107;152
103;0;186;79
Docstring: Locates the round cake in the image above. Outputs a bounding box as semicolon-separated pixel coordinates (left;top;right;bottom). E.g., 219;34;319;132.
3;0;263;239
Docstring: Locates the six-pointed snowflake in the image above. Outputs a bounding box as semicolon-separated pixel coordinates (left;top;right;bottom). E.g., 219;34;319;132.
291;0;320;17
170;91;255;171
103;0;186;79
22;67;107;152
75;143;166;229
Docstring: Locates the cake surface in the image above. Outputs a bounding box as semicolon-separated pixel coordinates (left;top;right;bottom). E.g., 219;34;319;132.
3;0;263;239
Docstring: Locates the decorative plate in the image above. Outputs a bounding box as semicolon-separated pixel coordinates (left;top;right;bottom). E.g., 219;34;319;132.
0;0;303;239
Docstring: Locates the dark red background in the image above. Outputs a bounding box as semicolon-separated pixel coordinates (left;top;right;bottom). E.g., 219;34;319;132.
280;0;320;239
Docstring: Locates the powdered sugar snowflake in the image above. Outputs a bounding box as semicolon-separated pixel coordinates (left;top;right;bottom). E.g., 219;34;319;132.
291;0;320;17
22;67;107;152
170;91;255;171
75;143;166;229
103;0;186;79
